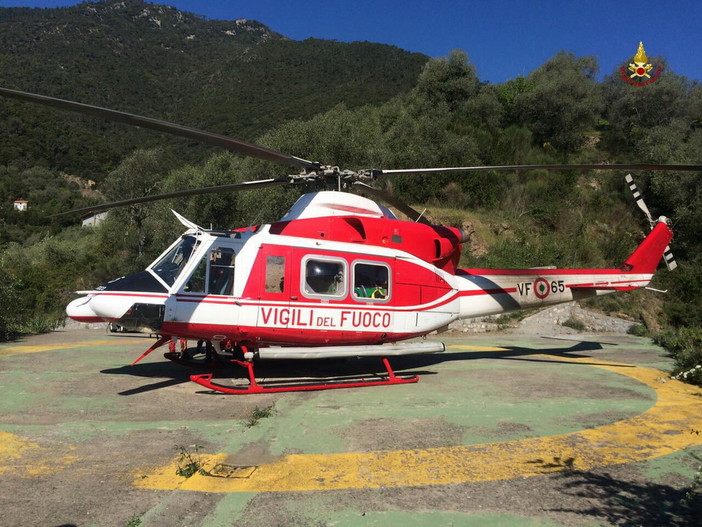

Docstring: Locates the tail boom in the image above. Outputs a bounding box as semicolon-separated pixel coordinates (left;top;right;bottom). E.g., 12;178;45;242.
455;220;673;320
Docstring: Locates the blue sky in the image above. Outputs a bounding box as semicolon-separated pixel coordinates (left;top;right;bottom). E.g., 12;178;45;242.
2;0;701;84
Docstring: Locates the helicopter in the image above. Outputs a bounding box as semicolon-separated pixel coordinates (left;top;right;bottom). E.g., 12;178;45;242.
1;86;699;394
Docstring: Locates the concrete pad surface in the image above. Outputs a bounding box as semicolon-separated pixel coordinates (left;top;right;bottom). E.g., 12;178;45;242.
1;328;701;526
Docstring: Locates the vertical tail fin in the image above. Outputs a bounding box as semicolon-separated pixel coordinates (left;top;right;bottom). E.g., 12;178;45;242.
625;174;677;271
622;220;674;274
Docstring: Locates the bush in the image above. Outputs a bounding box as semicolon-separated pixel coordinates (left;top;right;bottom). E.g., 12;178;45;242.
561;317;586;331
653;327;702;386
627;323;649;337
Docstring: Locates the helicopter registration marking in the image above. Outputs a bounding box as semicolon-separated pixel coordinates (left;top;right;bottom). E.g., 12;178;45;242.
259;307;391;329
517;279;565;298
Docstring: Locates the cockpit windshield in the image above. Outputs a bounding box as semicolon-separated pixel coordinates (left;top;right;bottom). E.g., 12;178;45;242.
150;235;200;286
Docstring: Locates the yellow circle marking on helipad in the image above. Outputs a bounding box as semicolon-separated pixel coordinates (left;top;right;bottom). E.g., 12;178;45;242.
135;353;702;493
0;338;138;476
0;431;78;477
0;340;120;358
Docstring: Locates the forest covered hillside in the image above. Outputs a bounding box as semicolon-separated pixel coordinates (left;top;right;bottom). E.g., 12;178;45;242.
1;1;701;384
0;0;428;175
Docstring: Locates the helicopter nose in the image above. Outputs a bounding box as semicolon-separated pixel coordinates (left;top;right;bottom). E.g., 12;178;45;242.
88;294;140;322
66;293;134;322
66;296;104;323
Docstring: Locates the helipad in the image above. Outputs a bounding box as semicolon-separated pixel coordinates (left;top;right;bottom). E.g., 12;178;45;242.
0;328;700;525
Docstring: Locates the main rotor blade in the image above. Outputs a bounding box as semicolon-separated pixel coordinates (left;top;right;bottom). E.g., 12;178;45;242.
54;177;291;217
352;182;431;224
374;164;702;176
0;87;321;171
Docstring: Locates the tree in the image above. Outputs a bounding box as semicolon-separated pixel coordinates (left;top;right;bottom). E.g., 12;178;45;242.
497;75;534;126
416;50;480;111
514;52;603;154
601;58;689;156
100;148;171;261
0;255;20;339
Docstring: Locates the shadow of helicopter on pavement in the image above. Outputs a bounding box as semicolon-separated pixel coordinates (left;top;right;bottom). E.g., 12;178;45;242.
100;338;618;395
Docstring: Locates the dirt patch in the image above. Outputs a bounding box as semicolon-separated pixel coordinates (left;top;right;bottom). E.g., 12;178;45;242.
479;420;535;439
565;410;646;429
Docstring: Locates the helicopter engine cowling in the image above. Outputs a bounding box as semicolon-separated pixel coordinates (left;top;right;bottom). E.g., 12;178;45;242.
433;226;469;262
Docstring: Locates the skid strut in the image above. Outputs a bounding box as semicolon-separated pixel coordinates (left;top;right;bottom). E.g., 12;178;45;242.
163;340;231;369
190;356;418;394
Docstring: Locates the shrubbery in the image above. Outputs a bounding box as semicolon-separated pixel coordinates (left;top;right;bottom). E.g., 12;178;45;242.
653;328;702;386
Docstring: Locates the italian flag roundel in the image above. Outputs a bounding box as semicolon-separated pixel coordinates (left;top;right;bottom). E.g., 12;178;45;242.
534;278;550;299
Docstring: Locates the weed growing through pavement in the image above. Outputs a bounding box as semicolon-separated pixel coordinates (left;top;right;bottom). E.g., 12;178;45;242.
175;444;210;478
246;403;275;427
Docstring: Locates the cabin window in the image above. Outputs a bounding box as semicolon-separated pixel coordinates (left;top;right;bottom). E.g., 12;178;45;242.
302;257;346;298
265;256;286;293
352;262;390;302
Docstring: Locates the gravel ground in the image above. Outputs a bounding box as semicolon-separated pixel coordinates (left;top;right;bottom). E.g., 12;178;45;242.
449;302;637;336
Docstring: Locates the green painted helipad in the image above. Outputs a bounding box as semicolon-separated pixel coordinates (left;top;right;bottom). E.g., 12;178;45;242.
0;328;700;525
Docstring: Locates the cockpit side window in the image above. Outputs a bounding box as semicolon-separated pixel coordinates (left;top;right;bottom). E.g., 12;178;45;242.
184;246;236;295
151;235;200;286
208;247;235;295
186;258;207;293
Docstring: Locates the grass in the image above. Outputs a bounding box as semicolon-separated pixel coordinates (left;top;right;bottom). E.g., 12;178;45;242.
246;403;275;428
496;310;528;329
175;445;210;478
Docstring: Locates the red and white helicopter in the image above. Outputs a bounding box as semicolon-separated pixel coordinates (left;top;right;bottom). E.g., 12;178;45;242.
1;87;699;394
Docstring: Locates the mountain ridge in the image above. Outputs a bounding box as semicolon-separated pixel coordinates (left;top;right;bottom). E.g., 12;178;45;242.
0;0;428;175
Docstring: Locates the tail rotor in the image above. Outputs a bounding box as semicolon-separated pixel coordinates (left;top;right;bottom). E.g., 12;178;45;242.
625;174;677;271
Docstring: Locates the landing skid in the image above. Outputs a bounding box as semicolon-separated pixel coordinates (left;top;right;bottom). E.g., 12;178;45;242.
190;357;418;394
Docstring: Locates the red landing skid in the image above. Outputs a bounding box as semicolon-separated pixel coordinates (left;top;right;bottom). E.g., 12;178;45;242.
190;357;419;394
